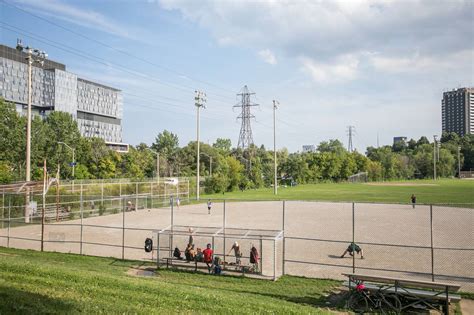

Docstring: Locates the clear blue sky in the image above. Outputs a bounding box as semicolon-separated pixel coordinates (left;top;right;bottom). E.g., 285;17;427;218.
1;0;473;152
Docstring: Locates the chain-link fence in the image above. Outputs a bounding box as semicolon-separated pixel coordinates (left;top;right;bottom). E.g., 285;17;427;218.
0;196;472;290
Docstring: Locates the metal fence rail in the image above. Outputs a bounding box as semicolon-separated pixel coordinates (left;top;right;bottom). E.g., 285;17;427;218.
0;197;472;290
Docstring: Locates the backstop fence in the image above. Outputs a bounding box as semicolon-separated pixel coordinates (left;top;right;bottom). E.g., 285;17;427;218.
0;195;472;290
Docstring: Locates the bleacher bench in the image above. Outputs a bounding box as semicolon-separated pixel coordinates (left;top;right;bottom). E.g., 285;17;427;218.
343;273;461;315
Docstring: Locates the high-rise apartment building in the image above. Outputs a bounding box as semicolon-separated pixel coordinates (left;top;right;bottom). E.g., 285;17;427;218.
0;44;127;151
441;87;474;137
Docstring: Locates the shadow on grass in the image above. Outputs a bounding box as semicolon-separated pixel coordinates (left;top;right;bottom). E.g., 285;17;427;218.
0;285;75;314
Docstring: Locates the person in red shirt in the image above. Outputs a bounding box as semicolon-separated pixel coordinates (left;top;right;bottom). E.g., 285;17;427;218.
203;243;214;273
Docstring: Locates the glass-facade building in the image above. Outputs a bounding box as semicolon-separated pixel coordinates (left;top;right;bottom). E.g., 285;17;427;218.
0;44;125;146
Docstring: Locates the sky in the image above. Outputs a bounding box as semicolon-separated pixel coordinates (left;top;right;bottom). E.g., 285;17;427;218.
1;0;473;152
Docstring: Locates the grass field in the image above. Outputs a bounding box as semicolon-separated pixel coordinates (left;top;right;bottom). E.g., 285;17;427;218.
0;247;340;314
204;179;474;204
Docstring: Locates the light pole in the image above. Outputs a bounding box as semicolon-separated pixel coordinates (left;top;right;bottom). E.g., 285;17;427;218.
200;153;213;177
433;135;437;180
58;142;75;179
16;40;46;223
458;146;461;178
273;100;279;195
147;148;160;181
16;39;47;183
195;90;207;200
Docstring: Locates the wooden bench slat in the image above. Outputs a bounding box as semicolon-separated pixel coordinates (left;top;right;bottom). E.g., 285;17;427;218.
342;273;461;291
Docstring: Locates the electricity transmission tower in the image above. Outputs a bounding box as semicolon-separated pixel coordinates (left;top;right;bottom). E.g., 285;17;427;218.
234;85;259;149
347;125;356;152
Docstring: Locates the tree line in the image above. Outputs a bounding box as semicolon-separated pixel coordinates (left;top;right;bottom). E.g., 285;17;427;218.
1;98;473;191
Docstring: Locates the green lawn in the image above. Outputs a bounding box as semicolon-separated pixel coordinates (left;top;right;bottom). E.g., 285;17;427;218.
203;179;474;205
0;247;340;314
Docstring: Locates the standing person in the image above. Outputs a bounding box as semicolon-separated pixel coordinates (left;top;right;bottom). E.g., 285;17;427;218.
188;228;194;247
176;197;180;209
203;243;214;273
227;241;242;266
207;199;212;215
250;245;260;273
411;194;416;209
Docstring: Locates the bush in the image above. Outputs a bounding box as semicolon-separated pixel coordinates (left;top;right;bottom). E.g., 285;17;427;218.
98;205;106;216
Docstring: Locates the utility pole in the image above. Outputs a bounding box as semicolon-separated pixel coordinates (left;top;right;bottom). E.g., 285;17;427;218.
195;90;207;200
58;142;75;179
147;148;160;182
458;146;461;178
273;100;279;195
16;39;47;223
347;125;355;152
434;136;437;180
16;39;47;183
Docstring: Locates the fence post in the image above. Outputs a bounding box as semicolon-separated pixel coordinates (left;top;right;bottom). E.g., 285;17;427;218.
80;183;83;255
157;231;161;268
259;236;263;275
1;189;4;229
352;202;355;274
7;198;10;248
282;200;285;275
170;196;174;258
430;204;435;282
101;182;104;207
122;197;125;260
273;239;277;281
223;200;226;269
187;179;190;202
150;181;153;209
135;182;139;210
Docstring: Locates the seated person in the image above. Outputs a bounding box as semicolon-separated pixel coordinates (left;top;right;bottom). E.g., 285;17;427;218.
184;244;195;261
203;243;214;273
195;248;204;262
213;256;222;275
341;242;364;259
173;247;183;260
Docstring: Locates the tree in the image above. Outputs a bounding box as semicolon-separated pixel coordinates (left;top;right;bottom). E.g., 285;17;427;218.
213;138;232;154
152;130;179;156
417;136;430;146
317;139;346;155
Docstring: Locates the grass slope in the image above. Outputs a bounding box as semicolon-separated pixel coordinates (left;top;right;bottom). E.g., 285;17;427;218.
0;247;339;314
204;179;474;204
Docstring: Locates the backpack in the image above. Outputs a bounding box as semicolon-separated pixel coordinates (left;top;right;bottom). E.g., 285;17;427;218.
144;238;153;253
173;247;181;258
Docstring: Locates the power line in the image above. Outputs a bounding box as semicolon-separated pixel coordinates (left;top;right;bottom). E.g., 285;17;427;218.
1;0;236;99
0;22;236;118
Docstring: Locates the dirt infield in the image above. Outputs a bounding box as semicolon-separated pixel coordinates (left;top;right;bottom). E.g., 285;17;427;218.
1;201;472;290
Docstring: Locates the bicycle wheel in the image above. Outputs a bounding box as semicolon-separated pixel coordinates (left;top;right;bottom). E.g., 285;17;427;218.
347;292;369;313
381;294;402;314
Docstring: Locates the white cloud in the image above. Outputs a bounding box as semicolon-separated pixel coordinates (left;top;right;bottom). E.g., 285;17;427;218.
258;49;277;65
370;50;474;74
159;0;473;82
300;54;360;83
13;0;139;39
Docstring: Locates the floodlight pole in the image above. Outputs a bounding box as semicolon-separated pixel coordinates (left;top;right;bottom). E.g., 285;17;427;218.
147;148;160;182
457;146;461;178
273;100;279;195
195;90;206;200
433;135;437;180
58;142;75;179
17;39;47;223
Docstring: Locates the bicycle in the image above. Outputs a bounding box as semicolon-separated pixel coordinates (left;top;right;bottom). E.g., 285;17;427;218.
347;281;402;314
